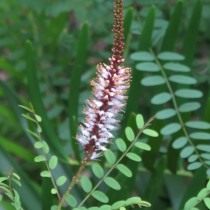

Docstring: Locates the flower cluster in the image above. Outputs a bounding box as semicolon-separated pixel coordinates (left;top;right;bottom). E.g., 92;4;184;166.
76;0;131;159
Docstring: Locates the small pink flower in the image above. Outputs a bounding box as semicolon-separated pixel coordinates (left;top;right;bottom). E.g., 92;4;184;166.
77;0;131;159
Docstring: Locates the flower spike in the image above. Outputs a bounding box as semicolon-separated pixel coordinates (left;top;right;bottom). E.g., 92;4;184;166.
77;0;131;160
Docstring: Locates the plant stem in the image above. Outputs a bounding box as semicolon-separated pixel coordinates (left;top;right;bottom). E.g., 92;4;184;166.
57;157;90;210
33;114;62;201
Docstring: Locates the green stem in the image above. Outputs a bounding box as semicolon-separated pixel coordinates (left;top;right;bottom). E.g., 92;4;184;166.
31;109;62;201
57;158;89;210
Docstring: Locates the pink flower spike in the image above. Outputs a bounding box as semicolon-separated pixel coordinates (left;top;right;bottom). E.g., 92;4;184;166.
76;0;131;160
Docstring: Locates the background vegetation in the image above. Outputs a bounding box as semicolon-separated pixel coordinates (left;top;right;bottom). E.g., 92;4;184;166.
0;0;210;209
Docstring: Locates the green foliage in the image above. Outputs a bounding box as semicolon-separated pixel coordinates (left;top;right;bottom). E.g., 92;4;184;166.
21;104;156;209
69;114;158;208
184;179;210;210
131;49;210;174
20;104;62;203
0;0;210;209
0;173;23;210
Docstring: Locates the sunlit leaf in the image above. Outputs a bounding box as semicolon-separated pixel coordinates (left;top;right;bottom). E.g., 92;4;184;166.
143;129;159;137
34;155;46;162
136;114;144;129
40;171;51;178
111;200;126;209
51;188;57;195
134;142;151;151
126;197;142;206
204;198;210;209
99;205;112;210
56;176;67;186
125;127;135;141
49;155;58;170
197;188;209;200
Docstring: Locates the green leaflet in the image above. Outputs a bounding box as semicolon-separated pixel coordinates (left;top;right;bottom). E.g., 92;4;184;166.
179;102;201;113
172;137;188;149
180;146;195;159
80;176;93;193
116;164;132;178
164;62;190;72
161;123;181;136
186;121;210;130
158;52;185;61
175;89;203;99
91;191;109;203
156;108;176;120
136;62;160;72
151;92;172;105
115;138;127;152
141;75;165;86
125;127;135;142
131;51;155;61
104;177;121;191
169;75;197;85
91;163;105;179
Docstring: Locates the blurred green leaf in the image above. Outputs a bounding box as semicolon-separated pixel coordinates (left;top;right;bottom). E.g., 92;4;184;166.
68;23;89;160
183;0;202;65
25;41;65;159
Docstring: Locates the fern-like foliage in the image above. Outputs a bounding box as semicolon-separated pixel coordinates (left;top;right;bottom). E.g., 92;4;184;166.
130;50;210;175
21;104;158;210
20;104;62;202
0;173;23;210
69;115;158;209
184;179;210;210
